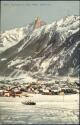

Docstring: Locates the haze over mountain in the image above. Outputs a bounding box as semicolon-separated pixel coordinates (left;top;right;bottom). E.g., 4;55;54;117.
0;15;80;82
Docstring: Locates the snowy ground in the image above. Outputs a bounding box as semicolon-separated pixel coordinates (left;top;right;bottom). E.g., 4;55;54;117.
0;76;79;84
0;94;79;124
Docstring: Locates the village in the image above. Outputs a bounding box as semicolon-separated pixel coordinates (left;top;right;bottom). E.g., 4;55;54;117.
0;79;79;98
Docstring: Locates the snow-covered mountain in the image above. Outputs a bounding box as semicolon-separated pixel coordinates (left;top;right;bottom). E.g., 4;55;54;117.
0;27;26;53
0;15;80;81
0;17;46;53
0;23;34;53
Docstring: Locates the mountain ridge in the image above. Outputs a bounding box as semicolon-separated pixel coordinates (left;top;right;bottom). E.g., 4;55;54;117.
0;15;80;82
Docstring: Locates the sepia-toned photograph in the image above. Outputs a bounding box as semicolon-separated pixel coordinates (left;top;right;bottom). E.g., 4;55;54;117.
0;0;79;124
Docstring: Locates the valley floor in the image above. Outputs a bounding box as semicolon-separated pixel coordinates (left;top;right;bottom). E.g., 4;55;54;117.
0;94;79;124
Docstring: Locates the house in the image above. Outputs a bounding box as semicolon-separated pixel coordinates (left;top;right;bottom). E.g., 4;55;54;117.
59;91;64;95
4;91;10;97
42;89;51;95
51;87;61;95
0;90;4;96
3;87;22;97
51;90;60;95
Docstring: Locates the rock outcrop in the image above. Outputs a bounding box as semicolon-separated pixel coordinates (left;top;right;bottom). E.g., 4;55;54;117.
34;17;46;29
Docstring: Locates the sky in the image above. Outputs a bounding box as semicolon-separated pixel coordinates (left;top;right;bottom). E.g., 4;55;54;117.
1;1;79;32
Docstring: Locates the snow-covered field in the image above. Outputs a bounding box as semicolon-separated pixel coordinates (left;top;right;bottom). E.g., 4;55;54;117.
0;75;79;84
0;94;79;124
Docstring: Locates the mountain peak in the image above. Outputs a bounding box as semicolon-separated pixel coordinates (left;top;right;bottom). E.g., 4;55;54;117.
34;16;46;29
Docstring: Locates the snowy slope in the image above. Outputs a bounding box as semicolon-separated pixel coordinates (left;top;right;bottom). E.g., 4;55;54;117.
0;18;46;54
0;22;35;53
0;27;26;53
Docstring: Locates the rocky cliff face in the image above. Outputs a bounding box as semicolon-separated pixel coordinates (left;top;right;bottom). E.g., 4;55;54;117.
0;16;80;81
34;17;46;29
